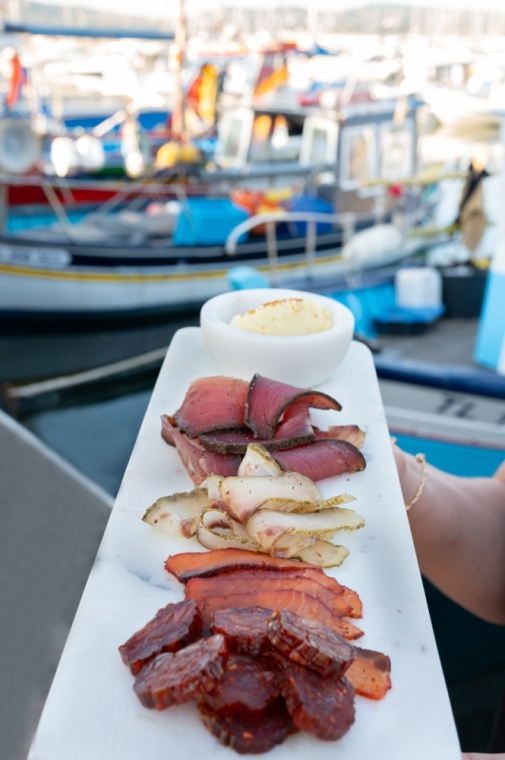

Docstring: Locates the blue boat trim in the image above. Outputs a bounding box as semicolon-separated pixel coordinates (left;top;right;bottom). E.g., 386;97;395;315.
375;355;505;400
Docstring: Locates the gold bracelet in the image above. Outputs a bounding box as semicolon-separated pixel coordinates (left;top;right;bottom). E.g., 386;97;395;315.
405;453;427;511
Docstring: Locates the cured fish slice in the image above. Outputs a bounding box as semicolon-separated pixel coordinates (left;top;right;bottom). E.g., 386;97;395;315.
220;472;322;523
199;423;315;455
314;424;366;450
266;609;356;677
199;407;316;455
341;586;363;619
247;507;365;555
143;488;211;538
197;508;262;553
258;493;355;515
245;374;342;439
119;599;203;675
165;548;316;583
190;589;364;640
203;566;345;595
200;450;241;481
294;540;350;568
161;414;178;446
185;575;353;618
272;440;366;482
201;475;225;507
282;666;355;741
174;377;249;438
237;443;283;477
345;647;392;700
169;426;207;486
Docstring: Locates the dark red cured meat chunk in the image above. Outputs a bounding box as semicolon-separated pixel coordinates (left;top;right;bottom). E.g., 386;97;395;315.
119;599;203;675
165;549;315;583
186;575;352;618
266;609;356;677
282;666;355;741
210;606;273;657
174;377;249;438
198;700;296;754
202;654;282;719
272;439;366;482
245;374;341;439
165;422;240;485
133;634;228;710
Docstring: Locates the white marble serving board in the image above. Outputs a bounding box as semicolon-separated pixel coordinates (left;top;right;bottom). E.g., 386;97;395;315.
28;329;461;760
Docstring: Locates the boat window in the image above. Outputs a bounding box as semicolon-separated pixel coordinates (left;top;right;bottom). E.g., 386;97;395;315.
299;117;338;167
247;114;302;164
221;117;245;161
340;125;377;190
379;121;413;181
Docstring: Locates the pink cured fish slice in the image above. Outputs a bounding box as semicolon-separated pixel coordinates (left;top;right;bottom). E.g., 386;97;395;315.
185;575;353;618
272;440;366;482
174;377;249;438
314;424;366;450
199;410;315;455
245;374;342;439
161;414;178;446
164;417;240;486
194;589;364;640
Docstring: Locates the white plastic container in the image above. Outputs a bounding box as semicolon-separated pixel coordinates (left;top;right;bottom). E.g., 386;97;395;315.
395;267;442;309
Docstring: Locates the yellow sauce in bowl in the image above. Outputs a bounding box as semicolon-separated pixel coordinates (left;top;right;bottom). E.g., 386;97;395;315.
229;298;332;336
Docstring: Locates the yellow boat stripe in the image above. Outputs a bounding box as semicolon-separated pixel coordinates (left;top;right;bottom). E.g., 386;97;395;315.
0;251;343;284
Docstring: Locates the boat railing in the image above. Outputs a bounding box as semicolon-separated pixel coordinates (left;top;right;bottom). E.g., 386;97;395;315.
225;210;359;284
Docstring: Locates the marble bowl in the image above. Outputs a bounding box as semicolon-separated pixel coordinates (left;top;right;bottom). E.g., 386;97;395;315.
200;288;354;387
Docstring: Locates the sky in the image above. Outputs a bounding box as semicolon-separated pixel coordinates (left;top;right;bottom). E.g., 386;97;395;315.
33;0;505;19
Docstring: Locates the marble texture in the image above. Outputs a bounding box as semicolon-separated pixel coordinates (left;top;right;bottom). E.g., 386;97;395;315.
28;329;462;760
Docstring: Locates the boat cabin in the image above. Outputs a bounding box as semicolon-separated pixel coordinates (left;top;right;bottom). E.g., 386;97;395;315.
214;97;420;215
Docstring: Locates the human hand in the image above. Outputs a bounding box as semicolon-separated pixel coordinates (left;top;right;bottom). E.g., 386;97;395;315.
462;753;505;759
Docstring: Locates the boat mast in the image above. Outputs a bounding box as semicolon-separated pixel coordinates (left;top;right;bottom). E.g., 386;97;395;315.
172;0;187;138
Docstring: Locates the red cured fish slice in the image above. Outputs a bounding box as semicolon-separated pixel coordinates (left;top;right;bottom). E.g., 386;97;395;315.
185;575;353;618
245;374;341;439
165;548;315;583
190;589;364;640
345;646;392;700
272;440;366;482
341;586;363;619
174;377;249;438
199;412;315;455
314;424;366;450
199;405;315;455
163;421;241;486
200;450;241;480
161;414;178;446
169;425;207;486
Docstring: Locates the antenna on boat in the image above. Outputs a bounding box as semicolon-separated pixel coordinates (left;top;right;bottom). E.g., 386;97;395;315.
171;0;187;138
